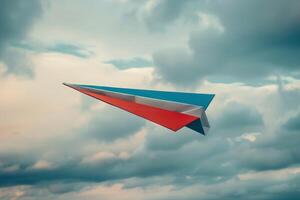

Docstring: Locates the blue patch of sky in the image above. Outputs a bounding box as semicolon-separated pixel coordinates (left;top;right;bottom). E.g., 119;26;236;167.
12;42;92;58
47;43;91;58
208;75;282;87
105;57;153;70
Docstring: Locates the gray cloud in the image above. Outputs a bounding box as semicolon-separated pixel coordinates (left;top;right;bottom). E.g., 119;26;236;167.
0;137;229;186
283;112;300;131
234;112;300;171
141;0;189;32
0;94;291;188
0;0;42;76
80;107;145;142
144;128;198;151
234;146;297;171
1;175;300;200
213;101;264;136
1;146;299;200
152;0;300;86
1;48;34;77
0;114;299;200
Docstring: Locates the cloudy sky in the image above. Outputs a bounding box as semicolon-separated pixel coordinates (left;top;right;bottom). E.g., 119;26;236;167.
0;0;300;199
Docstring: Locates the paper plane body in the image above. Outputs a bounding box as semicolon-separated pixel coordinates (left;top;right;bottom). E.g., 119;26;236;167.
64;83;214;135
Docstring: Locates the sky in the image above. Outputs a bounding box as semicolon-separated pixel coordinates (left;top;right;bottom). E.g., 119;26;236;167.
0;0;300;199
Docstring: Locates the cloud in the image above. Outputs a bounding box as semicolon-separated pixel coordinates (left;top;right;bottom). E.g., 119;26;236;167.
233;147;297;171
0;48;34;77
0;50;153;186
1;75;298;190
30;160;54;170
0;1;300;199
80;106;146;142
1;167;300;200
233;112;300;171
283;111;300;131
144;127;199;151
213;101;264;136
152;0;300;86
140;0;189;32
0;0;42;76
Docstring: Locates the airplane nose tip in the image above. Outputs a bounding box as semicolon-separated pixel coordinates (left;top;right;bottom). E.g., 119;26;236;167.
63;82;71;86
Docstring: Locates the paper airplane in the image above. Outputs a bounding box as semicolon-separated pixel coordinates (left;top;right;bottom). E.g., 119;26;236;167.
64;83;214;135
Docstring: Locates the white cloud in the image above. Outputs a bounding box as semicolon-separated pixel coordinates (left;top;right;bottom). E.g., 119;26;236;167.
0;52;153;153
236;132;261;142
197;12;224;32
30;160;54;170
238;166;300;181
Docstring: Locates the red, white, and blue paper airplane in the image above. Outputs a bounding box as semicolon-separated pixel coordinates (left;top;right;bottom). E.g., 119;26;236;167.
64;83;214;135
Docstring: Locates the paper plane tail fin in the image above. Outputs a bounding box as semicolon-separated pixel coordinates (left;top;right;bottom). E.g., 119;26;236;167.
184;107;210;135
